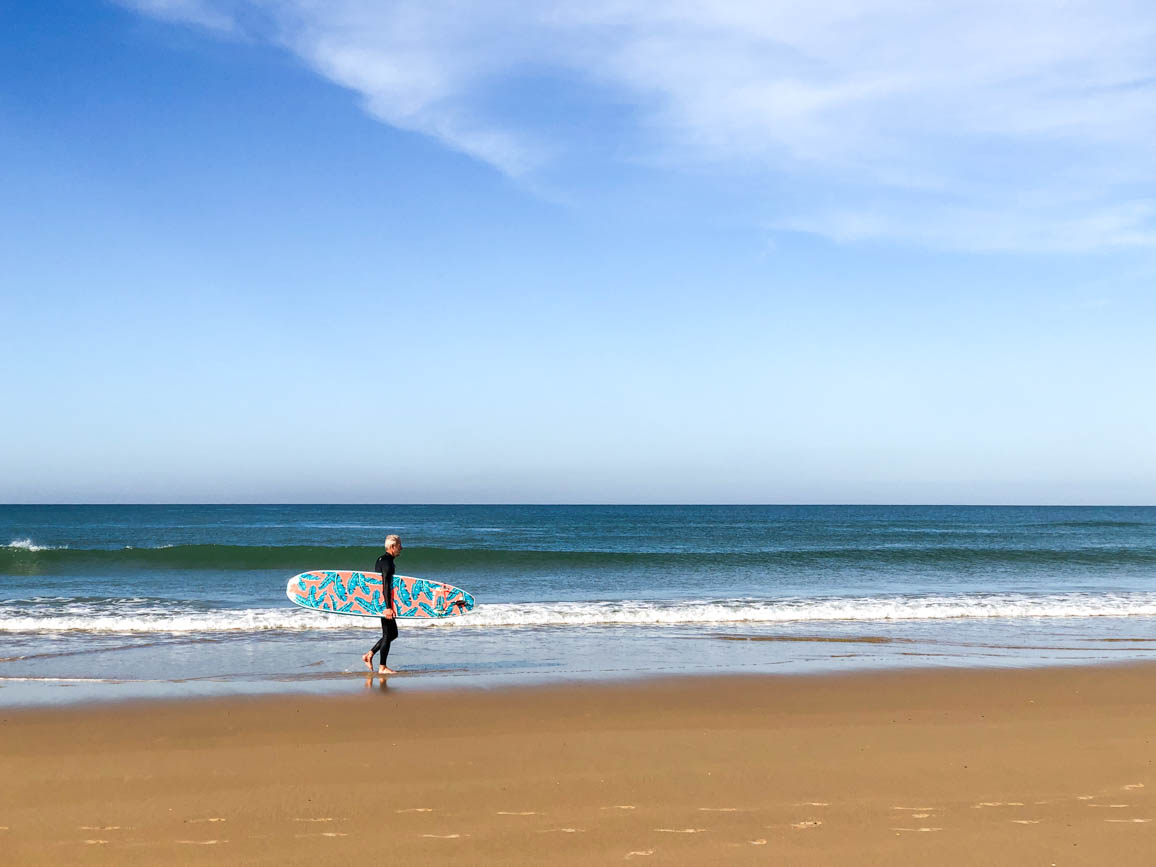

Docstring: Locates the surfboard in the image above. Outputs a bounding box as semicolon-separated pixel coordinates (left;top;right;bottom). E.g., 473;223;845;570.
286;570;475;619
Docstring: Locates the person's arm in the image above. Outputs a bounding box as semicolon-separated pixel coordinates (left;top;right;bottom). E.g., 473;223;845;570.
384;558;396;619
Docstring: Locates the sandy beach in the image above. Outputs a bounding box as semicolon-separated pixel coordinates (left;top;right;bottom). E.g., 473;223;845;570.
1;664;1153;865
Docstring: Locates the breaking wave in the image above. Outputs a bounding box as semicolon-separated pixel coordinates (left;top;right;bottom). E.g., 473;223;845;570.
3;591;1156;634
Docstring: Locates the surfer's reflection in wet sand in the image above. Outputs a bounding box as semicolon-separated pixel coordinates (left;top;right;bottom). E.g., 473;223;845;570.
362;535;403;676
365;674;390;692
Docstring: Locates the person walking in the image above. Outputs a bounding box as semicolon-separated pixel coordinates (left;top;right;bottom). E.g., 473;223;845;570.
362;535;402;675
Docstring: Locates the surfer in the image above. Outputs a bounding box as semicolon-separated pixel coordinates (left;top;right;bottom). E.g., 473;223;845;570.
362;535;402;675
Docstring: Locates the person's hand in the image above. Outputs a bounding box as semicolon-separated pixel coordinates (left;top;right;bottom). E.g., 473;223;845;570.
385;607;396;619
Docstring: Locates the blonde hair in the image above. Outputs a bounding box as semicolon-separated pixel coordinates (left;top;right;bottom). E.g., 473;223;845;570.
384;535;402;549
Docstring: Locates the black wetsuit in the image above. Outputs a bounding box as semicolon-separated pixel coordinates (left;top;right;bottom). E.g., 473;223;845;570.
369;552;398;667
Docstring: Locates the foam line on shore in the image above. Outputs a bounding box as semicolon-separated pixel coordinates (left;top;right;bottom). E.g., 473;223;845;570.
4;591;1156;633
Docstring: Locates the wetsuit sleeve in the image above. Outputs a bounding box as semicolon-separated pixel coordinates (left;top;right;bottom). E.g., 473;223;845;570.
376;554;396;614
384;558;395;614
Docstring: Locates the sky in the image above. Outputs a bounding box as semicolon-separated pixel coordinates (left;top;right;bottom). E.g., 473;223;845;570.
3;0;1155;504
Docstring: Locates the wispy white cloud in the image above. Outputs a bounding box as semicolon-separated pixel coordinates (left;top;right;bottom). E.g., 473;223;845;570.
118;0;237;33
125;0;1156;252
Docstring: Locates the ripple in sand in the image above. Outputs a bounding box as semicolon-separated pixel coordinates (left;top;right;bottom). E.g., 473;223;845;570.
80;826;128;830
496;811;538;816
749;839;767;845
603;805;636;810
539;828;585;833
293;817;341;823
1123;783;1145;790
698;807;739;812
974;802;1023;808
795;802;830;807
1106;818;1151;823
422;833;465;839
177;839;227;845
1011;820;1041;825
186;817;226;823
790;820;822;829
83;840;109;845
1088;804;1130;809
655;828;706;833
396;808;434;813
625;850;654;859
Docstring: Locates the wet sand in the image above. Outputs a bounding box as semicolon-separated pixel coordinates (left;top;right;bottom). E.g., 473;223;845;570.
2;664;1154;865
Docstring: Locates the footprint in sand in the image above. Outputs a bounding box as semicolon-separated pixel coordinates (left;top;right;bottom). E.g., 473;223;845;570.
892;827;942;833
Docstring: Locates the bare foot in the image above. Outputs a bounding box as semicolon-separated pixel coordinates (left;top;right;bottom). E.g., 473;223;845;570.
379;667;397;676
361;652;373;672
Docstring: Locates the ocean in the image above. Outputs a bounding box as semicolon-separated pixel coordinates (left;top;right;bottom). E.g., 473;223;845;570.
2;504;1154;705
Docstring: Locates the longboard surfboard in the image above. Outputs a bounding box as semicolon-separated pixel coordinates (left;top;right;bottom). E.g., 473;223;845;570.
286;570;475;619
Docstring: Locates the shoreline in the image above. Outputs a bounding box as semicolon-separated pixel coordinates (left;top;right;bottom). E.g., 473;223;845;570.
4;655;1156;714
7;613;1156;709
3;662;1154;864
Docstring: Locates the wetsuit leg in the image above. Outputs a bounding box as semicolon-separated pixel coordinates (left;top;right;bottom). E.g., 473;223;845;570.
370;617;399;667
369;618;385;660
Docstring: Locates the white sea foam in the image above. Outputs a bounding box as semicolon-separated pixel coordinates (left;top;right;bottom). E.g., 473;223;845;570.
5;538;63;552
2;592;1156;634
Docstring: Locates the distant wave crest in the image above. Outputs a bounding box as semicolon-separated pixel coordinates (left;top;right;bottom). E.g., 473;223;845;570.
5;538;64;553
4;542;1156;575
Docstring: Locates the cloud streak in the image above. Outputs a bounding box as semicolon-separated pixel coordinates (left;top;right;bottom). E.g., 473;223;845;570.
125;0;1156;252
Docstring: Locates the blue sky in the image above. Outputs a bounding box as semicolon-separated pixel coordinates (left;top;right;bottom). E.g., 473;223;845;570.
3;0;1155;503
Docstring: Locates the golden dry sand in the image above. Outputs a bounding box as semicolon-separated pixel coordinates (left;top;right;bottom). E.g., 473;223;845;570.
2;664;1154;865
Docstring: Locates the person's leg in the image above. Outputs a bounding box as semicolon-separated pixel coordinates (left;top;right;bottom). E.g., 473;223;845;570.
363;618;386;670
379;617;399;672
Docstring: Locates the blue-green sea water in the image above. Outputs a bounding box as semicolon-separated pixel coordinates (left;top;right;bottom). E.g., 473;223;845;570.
2;505;1154;705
